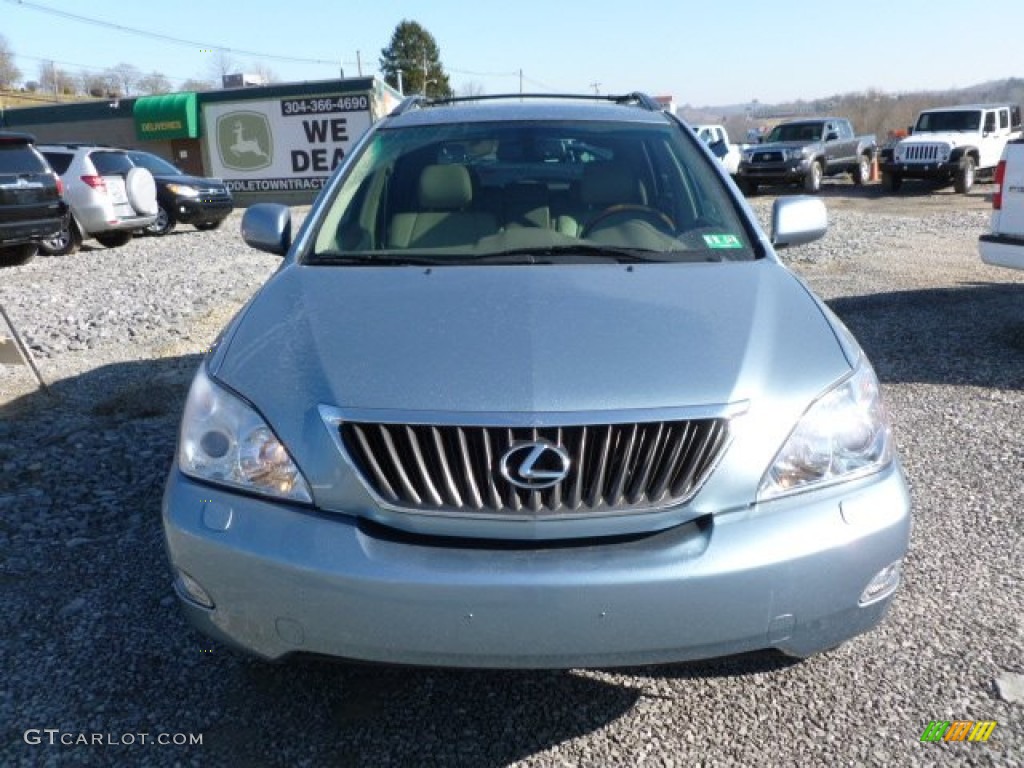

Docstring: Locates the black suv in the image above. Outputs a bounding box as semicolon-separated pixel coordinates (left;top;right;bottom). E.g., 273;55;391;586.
125;150;233;236
0;132;68;267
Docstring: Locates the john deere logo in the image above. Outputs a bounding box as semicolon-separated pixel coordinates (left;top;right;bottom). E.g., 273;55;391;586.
217;111;272;171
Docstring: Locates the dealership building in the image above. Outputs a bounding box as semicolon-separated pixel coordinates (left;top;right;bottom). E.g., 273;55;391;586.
0;77;401;205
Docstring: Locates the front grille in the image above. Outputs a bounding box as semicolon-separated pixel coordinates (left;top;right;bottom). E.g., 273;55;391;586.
340;419;730;517
902;144;943;162
753;152;783;163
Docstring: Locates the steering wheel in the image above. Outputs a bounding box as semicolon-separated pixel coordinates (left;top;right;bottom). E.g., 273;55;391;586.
580;204;676;238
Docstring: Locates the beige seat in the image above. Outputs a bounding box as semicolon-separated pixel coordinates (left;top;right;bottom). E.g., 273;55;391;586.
388;165;498;248
556;161;646;236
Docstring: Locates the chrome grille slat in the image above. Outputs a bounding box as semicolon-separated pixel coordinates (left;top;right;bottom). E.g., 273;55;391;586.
340;417;729;517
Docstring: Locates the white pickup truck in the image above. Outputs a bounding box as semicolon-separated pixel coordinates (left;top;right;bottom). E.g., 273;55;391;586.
978;138;1024;270
692;124;741;175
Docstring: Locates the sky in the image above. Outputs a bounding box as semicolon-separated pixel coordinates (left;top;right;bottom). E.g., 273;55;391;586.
2;0;1023;108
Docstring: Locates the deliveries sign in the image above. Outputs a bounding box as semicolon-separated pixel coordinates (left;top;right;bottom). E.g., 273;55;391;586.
204;95;373;194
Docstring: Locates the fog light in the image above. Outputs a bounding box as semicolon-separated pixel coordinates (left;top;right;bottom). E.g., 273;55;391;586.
860;560;902;605
175;570;214;609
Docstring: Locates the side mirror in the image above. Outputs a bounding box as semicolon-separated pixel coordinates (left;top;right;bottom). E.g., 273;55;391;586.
771;196;827;249
241;203;292;256
825;132;838;142
708;139;729;159
907;126;914;135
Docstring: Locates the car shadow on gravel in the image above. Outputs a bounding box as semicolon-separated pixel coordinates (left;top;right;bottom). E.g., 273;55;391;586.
1;355;647;768
827;281;1024;389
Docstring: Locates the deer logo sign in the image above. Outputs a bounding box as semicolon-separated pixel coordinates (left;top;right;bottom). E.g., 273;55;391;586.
216;111;273;171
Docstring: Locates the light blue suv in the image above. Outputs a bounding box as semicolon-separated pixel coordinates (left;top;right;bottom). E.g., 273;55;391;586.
162;93;911;668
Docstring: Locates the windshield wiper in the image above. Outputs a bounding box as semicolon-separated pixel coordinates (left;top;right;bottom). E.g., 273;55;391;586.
310;253;453;266
486;244;671;264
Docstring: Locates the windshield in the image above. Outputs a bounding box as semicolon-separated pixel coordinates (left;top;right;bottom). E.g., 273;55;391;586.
766;122;823;143
307;118;755;265
914;110;981;133
128;151;181;175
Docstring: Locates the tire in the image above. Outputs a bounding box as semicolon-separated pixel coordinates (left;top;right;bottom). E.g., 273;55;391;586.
954;156;976;194
145;205;176;236
39;219;81;256
95;231;132;248
0;244;38;267
125;167;158;215
194;220;223;231
853;155;871;185
883;171;902;192
804;161;823;193
739;178;759;196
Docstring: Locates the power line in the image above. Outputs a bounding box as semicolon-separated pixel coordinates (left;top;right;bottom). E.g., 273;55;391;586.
3;0;340;67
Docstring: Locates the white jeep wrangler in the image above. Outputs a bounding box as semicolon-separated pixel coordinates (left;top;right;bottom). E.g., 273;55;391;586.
880;104;1022;194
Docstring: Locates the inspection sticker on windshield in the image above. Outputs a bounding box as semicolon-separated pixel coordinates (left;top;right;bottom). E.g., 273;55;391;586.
703;234;742;249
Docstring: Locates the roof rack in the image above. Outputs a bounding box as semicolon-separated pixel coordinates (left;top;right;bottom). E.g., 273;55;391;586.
388;92;666;117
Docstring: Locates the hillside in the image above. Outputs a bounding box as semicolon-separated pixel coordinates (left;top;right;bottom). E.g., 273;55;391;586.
678;77;1024;142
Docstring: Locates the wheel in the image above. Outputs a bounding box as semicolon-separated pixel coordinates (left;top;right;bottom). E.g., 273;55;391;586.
125;167;158;215
739;178;758;196
804;161;823;193
194;220;223;232
883;172;902;192
0;244;38;267
39;219;81;255
954;156;975;194
145;205;176;236
853;155;871;185
580;205;675;238
95;231;132;248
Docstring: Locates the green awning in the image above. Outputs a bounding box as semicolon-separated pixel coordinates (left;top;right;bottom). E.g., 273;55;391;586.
134;93;199;140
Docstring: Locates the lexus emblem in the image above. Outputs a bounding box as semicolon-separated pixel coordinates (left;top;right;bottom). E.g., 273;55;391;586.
499;441;571;490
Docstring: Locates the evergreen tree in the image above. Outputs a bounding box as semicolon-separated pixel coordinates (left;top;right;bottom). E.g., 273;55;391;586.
379;20;453;99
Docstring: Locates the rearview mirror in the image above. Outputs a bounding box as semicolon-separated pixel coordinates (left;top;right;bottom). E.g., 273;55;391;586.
771;197;828;249
241;203;292;257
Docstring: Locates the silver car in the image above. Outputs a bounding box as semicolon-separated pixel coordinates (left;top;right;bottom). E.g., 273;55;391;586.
37;144;157;254
162;93;911;668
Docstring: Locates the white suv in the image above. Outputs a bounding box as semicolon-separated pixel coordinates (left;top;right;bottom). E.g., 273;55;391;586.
979;138;1024;270
37;144;158;254
881;104;1022;194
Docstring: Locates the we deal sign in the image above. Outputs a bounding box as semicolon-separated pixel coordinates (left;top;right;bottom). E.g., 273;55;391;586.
204;95;373;195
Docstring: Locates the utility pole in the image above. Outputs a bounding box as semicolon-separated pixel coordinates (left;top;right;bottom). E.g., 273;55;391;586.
590;82;601;95
397;70;404;95
422;52;428;96
519;69;523;98
356;50;363;77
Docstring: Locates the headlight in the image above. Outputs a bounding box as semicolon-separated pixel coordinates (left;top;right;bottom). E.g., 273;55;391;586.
935;145;950;162
785;148;806;161
894;145;905;161
178;366;312;503
759;362;893;499
166;183;200;197
741;150;754;163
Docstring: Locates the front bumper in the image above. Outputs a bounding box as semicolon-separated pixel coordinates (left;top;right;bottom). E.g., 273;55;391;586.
979;232;1024;271
168;195;233;225
737;159;810;185
162;464;911;668
880;160;960;180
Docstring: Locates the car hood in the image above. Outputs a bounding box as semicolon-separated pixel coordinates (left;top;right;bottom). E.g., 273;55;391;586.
754;141;817;151
215;261;851;417
899;132;968;147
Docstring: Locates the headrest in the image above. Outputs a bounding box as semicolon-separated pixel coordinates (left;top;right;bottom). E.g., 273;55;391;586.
418;164;473;209
580;162;643;206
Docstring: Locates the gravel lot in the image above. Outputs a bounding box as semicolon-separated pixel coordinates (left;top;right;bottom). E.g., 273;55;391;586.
1;183;1022;767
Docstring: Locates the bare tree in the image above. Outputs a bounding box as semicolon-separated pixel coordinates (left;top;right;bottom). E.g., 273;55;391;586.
181;78;215;92
206;50;237;86
0;34;21;89
38;61;77;97
457;81;485;99
137;71;172;95
249;61;278;84
106;62;141;97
